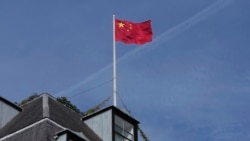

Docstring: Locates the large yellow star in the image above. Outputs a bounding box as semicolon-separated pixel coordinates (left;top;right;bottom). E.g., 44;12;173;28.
118;22;125;28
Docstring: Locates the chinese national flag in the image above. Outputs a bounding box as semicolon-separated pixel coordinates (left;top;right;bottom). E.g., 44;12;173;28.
115;19;152;45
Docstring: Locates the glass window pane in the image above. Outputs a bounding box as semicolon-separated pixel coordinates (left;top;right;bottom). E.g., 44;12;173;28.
114;115;134;141
115;133;124;141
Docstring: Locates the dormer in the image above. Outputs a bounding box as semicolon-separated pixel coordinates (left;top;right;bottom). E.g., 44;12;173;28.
55;129;88;141
0;96;22;128
82;106;139;141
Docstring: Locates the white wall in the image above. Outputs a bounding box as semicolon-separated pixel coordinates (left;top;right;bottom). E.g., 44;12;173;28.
84;110;112;141
0;101;20;128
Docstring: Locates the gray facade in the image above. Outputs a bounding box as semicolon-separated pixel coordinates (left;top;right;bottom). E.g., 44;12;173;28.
84;110;112;141
0;97;21;128
82;106;139;141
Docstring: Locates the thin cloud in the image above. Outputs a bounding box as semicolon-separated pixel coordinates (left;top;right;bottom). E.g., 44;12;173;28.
56;0;235;97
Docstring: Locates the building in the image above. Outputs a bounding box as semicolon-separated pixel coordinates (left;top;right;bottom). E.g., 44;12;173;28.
0;93;139;141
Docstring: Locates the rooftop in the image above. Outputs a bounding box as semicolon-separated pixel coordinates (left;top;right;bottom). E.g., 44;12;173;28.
0;93;101;141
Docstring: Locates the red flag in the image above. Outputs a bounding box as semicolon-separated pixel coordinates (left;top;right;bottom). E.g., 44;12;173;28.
115;19;152;45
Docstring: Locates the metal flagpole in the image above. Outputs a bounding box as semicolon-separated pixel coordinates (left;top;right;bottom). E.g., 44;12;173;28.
113;14;117;107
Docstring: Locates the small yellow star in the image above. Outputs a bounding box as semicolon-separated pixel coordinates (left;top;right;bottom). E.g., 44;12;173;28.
118;22;125;28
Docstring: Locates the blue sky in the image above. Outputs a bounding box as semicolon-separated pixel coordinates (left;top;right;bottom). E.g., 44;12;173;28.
1;0;250;140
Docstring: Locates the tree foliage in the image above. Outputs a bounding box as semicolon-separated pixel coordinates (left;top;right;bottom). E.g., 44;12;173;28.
56;96;81;114
18;94;81;115
18;93;39;106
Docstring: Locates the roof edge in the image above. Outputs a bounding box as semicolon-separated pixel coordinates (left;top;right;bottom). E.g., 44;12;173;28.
82;106;139;124
0;96;22;112
55;129;88;141
0;118;66;140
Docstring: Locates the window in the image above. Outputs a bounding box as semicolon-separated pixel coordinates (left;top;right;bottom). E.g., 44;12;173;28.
114;115;134;141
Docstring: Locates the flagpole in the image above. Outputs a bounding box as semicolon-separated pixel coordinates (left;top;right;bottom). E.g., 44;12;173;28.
113;14;117;107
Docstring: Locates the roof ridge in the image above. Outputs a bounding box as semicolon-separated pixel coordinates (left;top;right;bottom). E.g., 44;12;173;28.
42;94;50;118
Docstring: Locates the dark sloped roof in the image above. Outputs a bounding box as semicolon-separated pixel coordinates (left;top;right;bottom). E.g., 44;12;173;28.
0;94;102;141
0;96;43;138
49;97;102;141
0;119;63;141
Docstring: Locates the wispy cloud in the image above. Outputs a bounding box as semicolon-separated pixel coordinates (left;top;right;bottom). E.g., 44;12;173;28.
56;0;235;97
